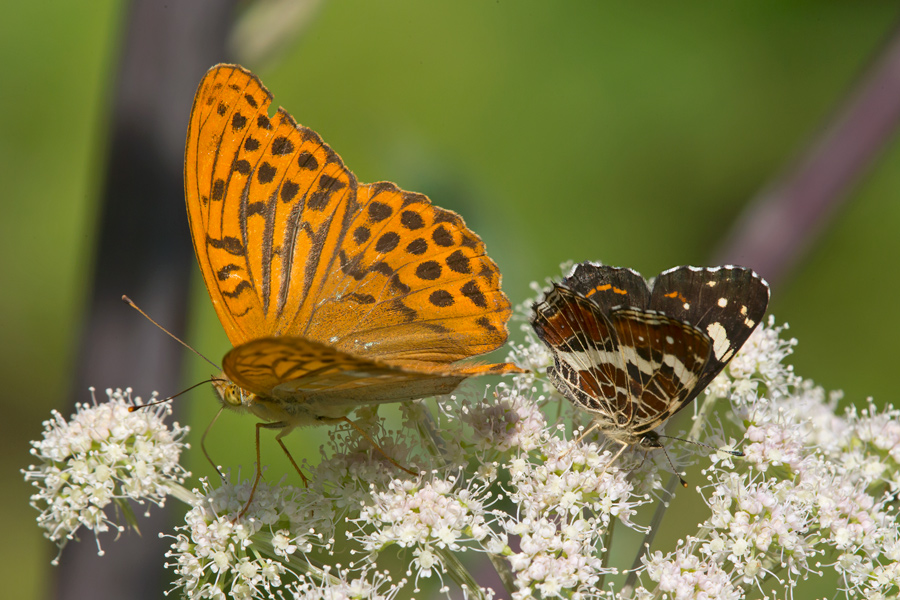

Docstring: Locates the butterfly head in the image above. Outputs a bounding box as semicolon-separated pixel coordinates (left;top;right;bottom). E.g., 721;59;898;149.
211;374;255;411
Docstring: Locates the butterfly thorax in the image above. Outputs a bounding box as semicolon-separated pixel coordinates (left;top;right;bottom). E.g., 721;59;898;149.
211;375;350;427
595;420;665;449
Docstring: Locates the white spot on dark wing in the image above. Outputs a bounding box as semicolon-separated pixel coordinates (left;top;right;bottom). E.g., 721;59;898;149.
740;305;748;316
706;280;717;287
665;335;674;345
744;317;756;328
706;321;731;360
717;297;728;307
683;302;690;310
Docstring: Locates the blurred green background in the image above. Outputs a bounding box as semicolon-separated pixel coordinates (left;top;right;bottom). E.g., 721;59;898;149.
4;1;900;598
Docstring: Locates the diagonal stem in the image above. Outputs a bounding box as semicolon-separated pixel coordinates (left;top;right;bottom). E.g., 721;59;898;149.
714;21;900;284
620;392;722;597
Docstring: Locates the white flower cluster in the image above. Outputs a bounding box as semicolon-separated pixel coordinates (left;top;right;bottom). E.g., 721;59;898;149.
167;476;406;599
22;388;189;561
501;436;645;599
26;311;900;599
355;476;500;582
705;315;799;405
460;382;547;452
630;322;900;600
167;477;322;600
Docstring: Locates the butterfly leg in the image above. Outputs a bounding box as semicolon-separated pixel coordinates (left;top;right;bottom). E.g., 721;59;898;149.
237;422;269;520
339;416;417;476
275;432;309;486
560;420;602;459
594;441;630;483
237;420;295;520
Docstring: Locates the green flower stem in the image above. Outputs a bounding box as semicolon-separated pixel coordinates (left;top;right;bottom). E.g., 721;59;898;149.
163;480;200;506
438;547;488;600
621;392;723;597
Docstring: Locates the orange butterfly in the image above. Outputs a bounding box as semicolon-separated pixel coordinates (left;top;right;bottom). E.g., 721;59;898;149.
184;64;523;494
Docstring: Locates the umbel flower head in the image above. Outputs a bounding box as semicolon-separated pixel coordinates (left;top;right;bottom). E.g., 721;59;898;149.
22;388;191;562
23;283;900;599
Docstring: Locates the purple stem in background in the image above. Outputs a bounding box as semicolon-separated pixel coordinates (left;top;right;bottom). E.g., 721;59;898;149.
714;22;900;286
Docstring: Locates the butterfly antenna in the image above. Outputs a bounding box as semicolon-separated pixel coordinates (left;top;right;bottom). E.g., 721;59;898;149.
654;435;744;488
121;295;220;370
658;445;689;488
128;378;219;412
657;434;744;457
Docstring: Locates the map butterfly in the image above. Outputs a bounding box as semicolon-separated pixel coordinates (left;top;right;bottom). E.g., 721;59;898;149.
531;262;770;473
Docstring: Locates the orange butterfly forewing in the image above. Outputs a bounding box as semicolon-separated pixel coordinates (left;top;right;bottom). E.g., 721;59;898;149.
185;64;523;420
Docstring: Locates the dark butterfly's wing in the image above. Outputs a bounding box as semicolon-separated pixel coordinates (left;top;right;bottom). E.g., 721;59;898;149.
531;285;624;419
649;266;770;408
562;262;651;312
606;307;711;437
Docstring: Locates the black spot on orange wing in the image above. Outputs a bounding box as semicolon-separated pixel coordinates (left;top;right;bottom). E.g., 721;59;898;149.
416;261;441;281
222;279;252;299
368;201;392;223
247;201;267;217
233;159;251;175
401;210;425;230
308;174;345;210
338;251;367;280
460;231;480;250
298;150;319;170
347;293;376;305
207;235;244;255
258;162;277;184
406;239;428;255
446;250;471;274
271;137;294;155
432;225;454;247
476;316;498;333
216;264;241;280
375;232;400;253
429;290;454;307
389;273;411;294
212;179;225;201
370;262;394;277
353;226;371;244
432;208;461;226
280;180;299;203
461;280;487;308
391;298;418;322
